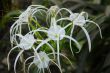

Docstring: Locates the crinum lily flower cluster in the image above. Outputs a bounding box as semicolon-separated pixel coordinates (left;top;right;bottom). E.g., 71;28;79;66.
7;5;102;73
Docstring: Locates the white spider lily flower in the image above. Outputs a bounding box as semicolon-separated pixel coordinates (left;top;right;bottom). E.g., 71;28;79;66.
69;13;86;26
69;12;102;38
19;5;47;23
18;33;36;50
7;33;36;73
33;26;63;69
69;12;102;52
24;51;74;73
47;25;65;40
57;11;102;52
25;51;50;73
33;51;50;69
55;8;81;55
10;6;32;46
10;5;47;47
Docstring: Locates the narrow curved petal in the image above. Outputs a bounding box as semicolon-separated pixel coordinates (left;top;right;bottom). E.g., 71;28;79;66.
55;8;73;18
79;11;88;20
14;50;24;73
47;66;51;73
35;39;50;51
50;60;62;73
32;49;47;73
10;21;20;45
10;20;19;36
32;48;43;68
27;27;48;34
46;43;56;59
48;53;74;69
59;53;74;69
80;26;91;52
32;9;47;17
24;56;35;73
31;5;48;12
33;29;48;34
27;62;34;73
70;24;75;55
63;35;81;53
86;20;102;38
63;22;72;30
56;18;71;23
7;46;19;70
16;34;24;38
30;5;48;9
37;69;41;73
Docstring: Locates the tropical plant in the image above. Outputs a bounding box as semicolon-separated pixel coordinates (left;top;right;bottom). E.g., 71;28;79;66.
7;4;102;73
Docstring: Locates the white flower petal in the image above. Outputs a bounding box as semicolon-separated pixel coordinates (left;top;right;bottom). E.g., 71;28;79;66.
63;35;81;53
35;39;50;51
47;25;65;40
28;62;34;73
16;33;36;50
33;51;50;69
55;8;73;18
14;50;24;73
69;13;79;20
45;43;55;59
70;24;75;55
69;13;86;26
48;52;74;69
7;46;19;70
86;20;102;38
50;60;62;73
24;56;35;73
80;26;91;52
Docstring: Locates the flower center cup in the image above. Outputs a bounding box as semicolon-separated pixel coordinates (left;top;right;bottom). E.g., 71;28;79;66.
19;34;36;50
33;52;50;69
69;13;86;26
47;25;65;40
